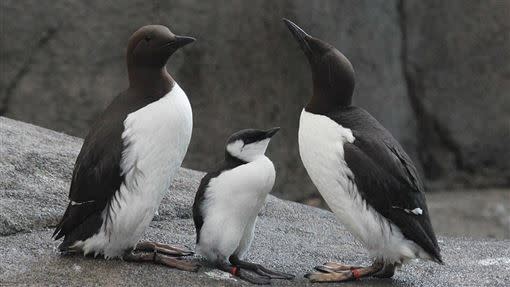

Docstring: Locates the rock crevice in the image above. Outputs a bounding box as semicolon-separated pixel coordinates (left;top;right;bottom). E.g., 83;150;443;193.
0;27;58;116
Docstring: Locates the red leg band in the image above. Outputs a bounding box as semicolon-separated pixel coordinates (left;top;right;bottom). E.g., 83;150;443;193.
352;268;362;280
231;266;238;276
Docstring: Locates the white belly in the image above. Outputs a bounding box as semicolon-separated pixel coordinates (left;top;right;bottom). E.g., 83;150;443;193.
196;156;275;263
298;109;424;263
76;84;192;258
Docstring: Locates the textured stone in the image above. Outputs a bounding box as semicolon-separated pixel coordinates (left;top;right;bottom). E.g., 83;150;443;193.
2;0;509;197
1;117;510;286
426;189;510;239
402;0;510;188
0;0;415;201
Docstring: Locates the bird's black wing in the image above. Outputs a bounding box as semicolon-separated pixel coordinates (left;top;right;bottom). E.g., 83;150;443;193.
192;171;218;244
343;130;442;262
192;156;246;244
53;95;129;249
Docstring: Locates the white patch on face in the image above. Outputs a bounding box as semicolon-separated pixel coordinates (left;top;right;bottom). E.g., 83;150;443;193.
298;109;430;264
226;139;270;162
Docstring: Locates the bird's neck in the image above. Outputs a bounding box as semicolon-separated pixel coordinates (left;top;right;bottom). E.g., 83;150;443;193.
306;90;352;115
224;151;248;166
128;66;174;96
306;69;353;114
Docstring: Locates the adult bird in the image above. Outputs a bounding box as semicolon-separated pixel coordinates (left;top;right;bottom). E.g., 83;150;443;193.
283;19;442;282
53;25;197;271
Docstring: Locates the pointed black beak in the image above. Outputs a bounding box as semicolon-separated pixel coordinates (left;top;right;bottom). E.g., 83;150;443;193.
283;18;312;57
264;127;280;138
172;35;196;49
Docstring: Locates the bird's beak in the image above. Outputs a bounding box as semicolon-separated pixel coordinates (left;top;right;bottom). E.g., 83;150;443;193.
172;35;196;49
283;18;312;57
264;127;280;138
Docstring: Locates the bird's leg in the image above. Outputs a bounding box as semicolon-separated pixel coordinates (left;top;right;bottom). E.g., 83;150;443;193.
134;241;193;256
123;250;199;272
373;262;398;278
217;261;271;285
229;255;295;280
305;260;384;283
314;261;363;273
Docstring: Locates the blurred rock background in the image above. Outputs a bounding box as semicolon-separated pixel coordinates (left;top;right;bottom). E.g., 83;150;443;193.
1;0;509;203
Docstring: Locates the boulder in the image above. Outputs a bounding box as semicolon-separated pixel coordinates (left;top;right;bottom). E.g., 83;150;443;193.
1;117;509;286
402;0;510;188
0;0;415;201
3;0;510;197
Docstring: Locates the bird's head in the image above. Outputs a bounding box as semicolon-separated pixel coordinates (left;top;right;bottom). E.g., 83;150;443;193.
225;128;280;162
126;25;195;69
283;19;355;114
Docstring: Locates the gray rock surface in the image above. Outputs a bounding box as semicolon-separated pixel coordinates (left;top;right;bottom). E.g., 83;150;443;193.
402;0;510;188
2;1;509;200
0;0;416;201
3;1;509;198
426;189;510;240
2;117;510;286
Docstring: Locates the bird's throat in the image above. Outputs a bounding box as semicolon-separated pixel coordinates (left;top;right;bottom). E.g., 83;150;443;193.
128;67;174;96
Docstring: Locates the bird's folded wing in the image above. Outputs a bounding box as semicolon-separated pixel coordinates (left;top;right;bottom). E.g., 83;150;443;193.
192;172;215;244
343;134;441;262
53;123;124;240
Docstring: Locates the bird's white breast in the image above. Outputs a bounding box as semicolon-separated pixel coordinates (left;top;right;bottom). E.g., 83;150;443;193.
197;156;275;263
298;109;424;263
77;83;193;258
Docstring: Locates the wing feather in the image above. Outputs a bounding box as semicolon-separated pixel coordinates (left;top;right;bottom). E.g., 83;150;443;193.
53;101;126;243
344;134;442;262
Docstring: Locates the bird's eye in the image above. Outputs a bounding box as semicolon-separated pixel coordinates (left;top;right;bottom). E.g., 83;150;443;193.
144;36;152;42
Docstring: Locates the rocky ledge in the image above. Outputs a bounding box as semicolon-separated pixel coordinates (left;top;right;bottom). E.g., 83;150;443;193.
1;116;509;286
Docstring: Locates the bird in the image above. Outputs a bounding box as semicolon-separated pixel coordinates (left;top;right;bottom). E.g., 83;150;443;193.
192;128;294;285
283;19;442;282
53;25;198;271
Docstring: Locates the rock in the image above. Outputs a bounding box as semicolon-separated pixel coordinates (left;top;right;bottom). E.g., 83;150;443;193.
2;1;510;198
0;0;416;202
426;189;510;239
402;0;510;188
175;0;416;202
1;117;510;286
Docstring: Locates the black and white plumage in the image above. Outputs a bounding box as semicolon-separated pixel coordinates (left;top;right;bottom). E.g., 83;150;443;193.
283;19;442;282
53;25;196;266
192;128;294;284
